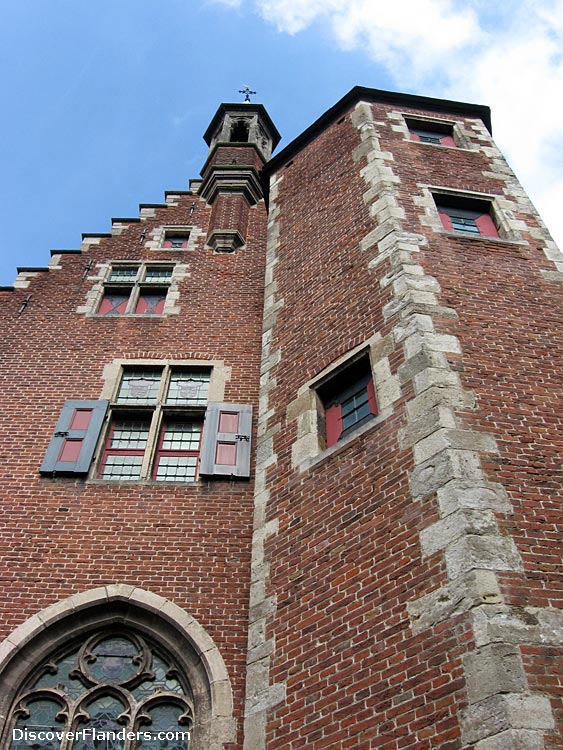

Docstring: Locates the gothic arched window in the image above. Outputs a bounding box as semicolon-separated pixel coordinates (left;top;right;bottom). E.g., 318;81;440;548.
7;630;193;750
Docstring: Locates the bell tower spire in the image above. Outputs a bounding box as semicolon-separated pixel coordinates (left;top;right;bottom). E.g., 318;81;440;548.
199;100;280;253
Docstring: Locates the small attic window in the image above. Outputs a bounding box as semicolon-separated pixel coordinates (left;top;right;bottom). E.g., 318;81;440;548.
406;117;456;147
230;120;250;142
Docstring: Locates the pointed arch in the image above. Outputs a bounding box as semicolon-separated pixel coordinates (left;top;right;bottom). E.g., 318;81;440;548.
0;586;235;750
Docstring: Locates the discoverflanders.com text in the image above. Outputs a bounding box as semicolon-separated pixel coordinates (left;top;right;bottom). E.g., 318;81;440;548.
13;728;190;742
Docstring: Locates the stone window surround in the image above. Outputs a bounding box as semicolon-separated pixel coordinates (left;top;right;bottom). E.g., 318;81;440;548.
90;357;231;483
146;225;199;253
418;185;527;245
287;333;401;472
394;112;476;151
79;261;190;317
0;586;236;750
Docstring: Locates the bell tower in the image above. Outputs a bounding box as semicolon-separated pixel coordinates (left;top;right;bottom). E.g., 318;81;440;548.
199;103;280;253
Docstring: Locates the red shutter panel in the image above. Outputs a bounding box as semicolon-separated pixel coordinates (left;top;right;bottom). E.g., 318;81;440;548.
440;135;456;147
40;400;109;475
325;403;343;447
475;212;499;237
199;403;252;478
367;377;378;416
439;210;454;231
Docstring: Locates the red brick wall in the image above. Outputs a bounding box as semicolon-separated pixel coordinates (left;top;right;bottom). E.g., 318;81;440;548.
261;100;563;748
261;112;473;749
377;102;563;748
0;191;268;747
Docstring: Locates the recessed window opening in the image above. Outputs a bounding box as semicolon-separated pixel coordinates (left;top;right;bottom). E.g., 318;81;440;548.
406;117;456;147
434;193;499;238
230;120;250;142
316;354;377;447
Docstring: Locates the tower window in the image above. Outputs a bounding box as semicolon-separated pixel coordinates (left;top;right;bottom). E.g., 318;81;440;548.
230;119;250;142
315;355;377;447
406;117;456;147
162;229;191;249
434;194;499;238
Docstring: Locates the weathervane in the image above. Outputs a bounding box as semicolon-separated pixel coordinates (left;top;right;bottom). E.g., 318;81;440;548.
239;85;256;103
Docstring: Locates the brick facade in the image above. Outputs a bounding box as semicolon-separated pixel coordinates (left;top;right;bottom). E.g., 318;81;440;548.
0;88;562;749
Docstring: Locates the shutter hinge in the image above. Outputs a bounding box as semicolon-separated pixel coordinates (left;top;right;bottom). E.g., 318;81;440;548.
235;434;250;442
54;431;69;437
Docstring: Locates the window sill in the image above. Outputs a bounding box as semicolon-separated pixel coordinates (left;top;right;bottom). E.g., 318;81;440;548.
89;314;168;319
88;478;201;486
436;229;527;246
409;141;476;153
298;405;393;474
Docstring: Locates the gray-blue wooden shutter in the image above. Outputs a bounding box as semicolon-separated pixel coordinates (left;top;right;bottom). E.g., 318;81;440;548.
40;400;109;475
199;403;252;478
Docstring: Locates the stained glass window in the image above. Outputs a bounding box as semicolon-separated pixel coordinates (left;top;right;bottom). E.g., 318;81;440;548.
7;632;193;750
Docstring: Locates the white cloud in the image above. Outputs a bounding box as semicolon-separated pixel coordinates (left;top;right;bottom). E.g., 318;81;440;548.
219;0;563;248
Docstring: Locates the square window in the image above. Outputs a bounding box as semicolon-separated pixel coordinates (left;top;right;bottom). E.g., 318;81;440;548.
162;234;190;250
434;195;499;238
153;421;202;482
98;264;173;315
135;290;167;315
99;291;129;316
117;370;161;404
315;355;377;448
406;118;456;147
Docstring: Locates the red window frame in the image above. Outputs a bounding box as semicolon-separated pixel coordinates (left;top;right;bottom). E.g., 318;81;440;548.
152;420;202;481
98;418;150;480
317;357;378;448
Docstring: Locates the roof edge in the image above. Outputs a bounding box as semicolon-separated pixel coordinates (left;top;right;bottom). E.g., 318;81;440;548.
266;86;492;174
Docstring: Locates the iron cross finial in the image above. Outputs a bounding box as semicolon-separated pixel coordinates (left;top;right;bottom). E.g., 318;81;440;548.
239;85;256;103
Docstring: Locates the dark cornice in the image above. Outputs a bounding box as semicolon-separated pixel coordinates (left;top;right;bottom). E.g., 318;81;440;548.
265;86;492;175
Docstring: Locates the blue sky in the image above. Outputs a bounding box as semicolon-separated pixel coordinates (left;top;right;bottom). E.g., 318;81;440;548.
1;0;562;285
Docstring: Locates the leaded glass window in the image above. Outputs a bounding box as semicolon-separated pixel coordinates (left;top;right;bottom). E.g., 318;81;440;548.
98;264;174;316
7;632;193;750
99;366;210;482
